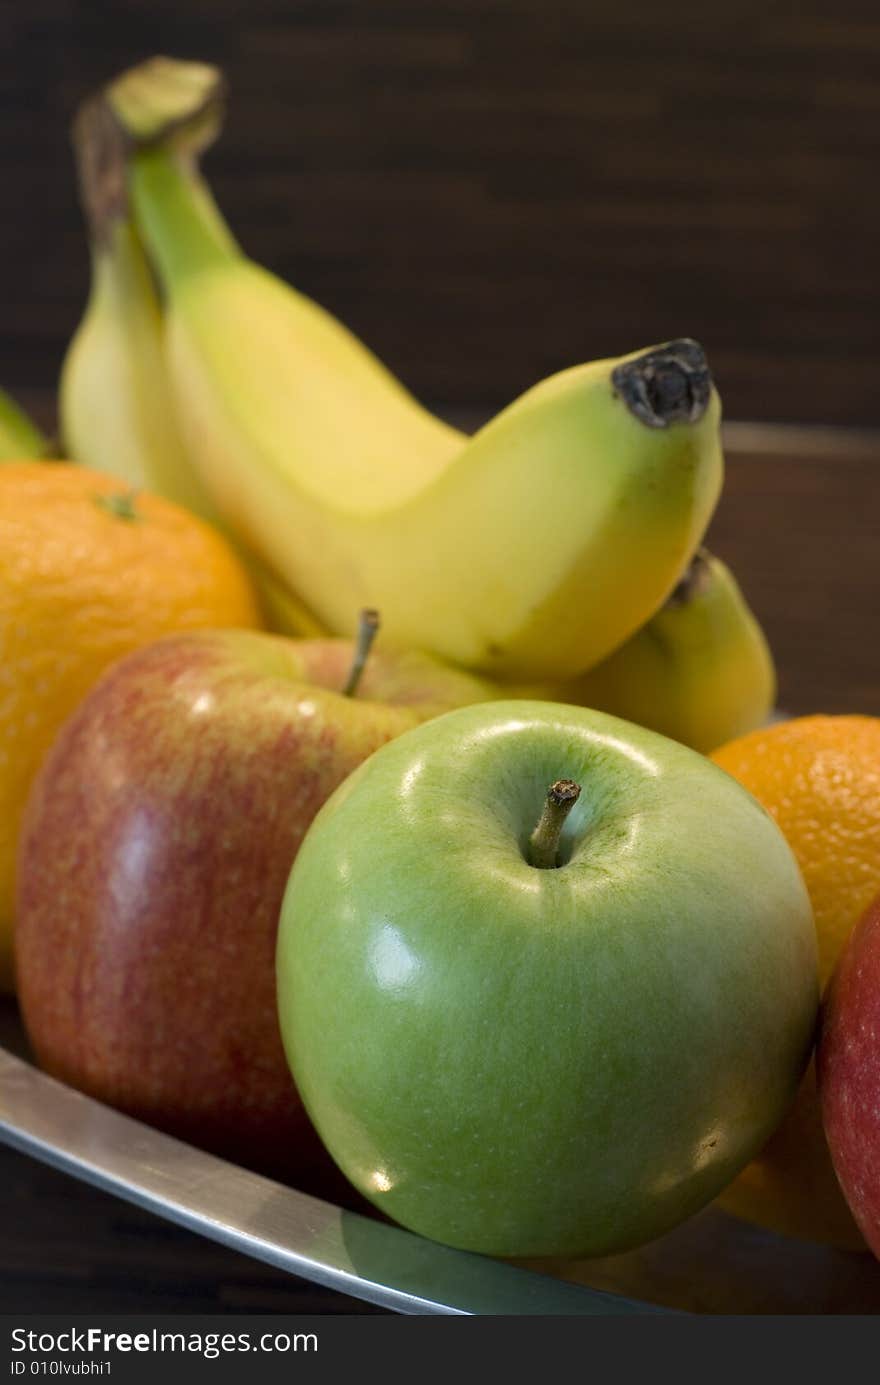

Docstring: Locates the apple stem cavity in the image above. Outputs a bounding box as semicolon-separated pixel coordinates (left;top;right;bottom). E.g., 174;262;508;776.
342;608;381;697
528;779;581;869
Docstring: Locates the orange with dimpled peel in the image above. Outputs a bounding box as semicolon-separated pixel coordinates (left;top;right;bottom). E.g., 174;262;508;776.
712;714;880;1248
0;462;262;990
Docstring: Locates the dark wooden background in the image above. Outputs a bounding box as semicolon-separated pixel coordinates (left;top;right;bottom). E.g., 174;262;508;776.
4;0;880;425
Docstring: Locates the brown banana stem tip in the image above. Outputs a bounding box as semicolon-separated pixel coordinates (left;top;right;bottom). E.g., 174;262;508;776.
71;97;130;247
611;338;712;428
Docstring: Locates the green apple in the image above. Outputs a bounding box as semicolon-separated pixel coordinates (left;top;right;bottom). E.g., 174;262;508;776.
276;700;818;1258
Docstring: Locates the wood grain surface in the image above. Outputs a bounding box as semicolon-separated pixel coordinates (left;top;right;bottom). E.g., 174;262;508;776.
708;425;880;717
2;423;878;1314
3;1;880;424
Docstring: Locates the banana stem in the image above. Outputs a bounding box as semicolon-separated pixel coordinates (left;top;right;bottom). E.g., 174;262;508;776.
71;97;130;249
528;780;581;869
130;145;239;284
73;79;236;266
611;339;711;428
105;57;225;152
107;57;237;255
342;609;381;697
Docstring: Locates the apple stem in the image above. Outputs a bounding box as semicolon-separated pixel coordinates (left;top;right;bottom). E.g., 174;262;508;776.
528;780;581;869
342;608;381;697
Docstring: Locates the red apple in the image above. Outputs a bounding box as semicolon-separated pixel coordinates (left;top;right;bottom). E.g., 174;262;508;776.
14;621;492;1194
817;890;880;1256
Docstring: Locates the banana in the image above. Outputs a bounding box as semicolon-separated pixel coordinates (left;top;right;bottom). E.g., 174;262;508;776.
516;550;776;752
60;95;320;639
120;135;723;680
60;211;209;507
60;95;226;515
0;386;48;460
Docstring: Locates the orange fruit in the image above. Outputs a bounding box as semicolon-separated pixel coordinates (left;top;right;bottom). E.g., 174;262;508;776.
0;463;262;988
711;714;880;1247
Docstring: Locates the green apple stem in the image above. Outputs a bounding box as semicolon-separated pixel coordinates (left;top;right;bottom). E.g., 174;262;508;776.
528;780;581;869
342;608;381;697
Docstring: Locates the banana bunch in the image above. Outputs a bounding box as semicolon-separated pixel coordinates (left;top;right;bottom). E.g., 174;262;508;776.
58;56;775;745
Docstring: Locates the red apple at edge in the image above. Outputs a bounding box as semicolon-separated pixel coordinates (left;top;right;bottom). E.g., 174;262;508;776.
14;621;492;1194
818;890;880;1256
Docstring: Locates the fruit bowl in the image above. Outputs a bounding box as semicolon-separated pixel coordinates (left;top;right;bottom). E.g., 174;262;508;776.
2;420;879;1314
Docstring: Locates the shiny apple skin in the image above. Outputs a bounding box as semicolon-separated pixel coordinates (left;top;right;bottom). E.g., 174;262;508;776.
818;893;880;1256
14;628;491;1190
277;700;819;1257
